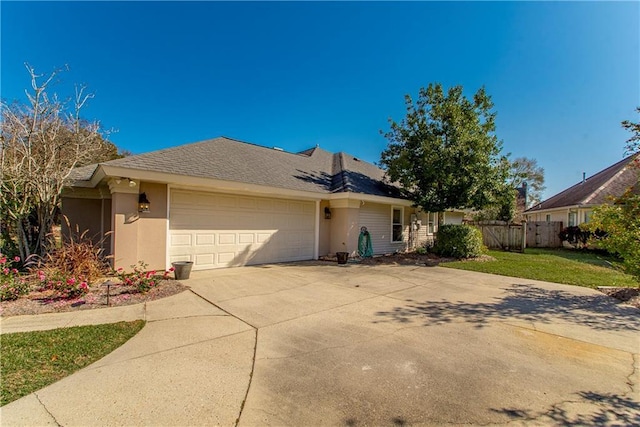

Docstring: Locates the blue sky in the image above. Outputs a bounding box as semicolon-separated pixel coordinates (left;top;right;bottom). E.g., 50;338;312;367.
2;1;638;199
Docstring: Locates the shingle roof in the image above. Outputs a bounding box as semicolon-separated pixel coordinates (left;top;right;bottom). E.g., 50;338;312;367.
526;153;640;212
67;136;402;198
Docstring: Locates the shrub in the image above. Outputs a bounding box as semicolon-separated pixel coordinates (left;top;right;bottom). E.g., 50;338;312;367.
114;261;173;293
433;224;483;258
24;221;110;299
38;271;89;299
0;255;30;301
559;226;607;249
31;219;110;284
559;226;588;247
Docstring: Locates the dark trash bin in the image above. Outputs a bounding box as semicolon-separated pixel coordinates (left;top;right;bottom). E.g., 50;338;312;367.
172;261;193;280
336;252;349;265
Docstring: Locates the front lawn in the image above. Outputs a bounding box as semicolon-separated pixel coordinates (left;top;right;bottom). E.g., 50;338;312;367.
1;320;145;406
442;248;637;288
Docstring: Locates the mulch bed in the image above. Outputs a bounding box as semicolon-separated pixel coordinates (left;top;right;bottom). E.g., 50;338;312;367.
598;287;640;309
2;255;638;316
0;279;189;317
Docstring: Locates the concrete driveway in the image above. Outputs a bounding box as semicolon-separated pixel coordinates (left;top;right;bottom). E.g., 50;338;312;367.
2;262;639;426
189;262;639;426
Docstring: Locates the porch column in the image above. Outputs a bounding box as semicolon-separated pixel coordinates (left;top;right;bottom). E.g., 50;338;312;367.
328;199;361;256
109;179;140;270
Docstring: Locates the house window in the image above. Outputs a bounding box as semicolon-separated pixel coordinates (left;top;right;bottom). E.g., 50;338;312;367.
392;207;403;242
568;211;577;227
546;214;551;223
427;212;436;235
584;211;591;224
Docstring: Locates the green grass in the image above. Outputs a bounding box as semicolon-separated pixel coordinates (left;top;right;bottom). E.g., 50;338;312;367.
442;248;638;288
1;320;145;406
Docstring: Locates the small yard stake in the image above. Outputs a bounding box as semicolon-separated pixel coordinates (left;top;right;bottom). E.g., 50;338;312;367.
103;280;113;306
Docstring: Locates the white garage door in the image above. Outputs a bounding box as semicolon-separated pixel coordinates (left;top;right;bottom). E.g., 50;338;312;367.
169;190;316;270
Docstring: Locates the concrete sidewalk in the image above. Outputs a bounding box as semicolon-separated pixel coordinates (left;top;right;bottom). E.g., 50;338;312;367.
1;262;639;426
0;290;256;426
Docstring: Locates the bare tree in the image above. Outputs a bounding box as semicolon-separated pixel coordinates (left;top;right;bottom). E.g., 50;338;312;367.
509;157;546;208
622;106;640;157
1;64;117;260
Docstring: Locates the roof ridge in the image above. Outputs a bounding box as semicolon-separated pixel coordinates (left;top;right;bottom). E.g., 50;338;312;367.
583;154;638;204
526;152;639;212
109;137;330;164
206;136;330;158
338;152;349;192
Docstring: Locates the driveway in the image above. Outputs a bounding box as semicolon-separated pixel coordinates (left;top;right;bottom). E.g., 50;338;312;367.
192;262;640;425
2;262;639;426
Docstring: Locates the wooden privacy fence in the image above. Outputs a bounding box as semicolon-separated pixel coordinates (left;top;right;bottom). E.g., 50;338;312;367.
526;221;563;248
471;221;526;252
470;221;563;251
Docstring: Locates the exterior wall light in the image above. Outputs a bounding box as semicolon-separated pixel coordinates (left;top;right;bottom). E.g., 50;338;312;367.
324;207;331;219
138;192;150;213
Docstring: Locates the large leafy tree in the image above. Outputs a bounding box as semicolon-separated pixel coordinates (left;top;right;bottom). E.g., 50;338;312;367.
587;190;640;283
380;83;510;223
1;64;120;261
585;109;640;283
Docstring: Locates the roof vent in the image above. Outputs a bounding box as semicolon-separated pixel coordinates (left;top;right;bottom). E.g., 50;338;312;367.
353;157;360;162
273;147;283;151
582;172;586;183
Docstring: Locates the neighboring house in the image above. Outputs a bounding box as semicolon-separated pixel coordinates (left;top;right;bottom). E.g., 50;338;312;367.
525;153;639;226
62;137;450;271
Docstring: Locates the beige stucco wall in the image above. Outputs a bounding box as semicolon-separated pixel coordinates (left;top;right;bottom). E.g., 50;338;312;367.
137;182;168;270
61;196;112;254
110;182;168;272
329;202;360;256
318;200;331;256
111;192;139;270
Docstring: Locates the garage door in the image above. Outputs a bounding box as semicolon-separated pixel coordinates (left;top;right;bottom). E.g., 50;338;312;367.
169;190;316;270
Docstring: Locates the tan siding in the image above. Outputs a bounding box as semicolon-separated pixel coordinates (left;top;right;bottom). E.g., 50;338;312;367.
444;211;464;224
359;203;406;254
411;211;436;249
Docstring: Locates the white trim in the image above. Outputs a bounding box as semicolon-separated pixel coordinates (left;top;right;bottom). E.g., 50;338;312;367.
100;198;105;252
314;200;320;260
391;206;404;243
329;199;362;209
85;165;415;206
99;166;324;201
166;185;171;270
427;212;436;235
107;178;140;194
329;192;414;206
